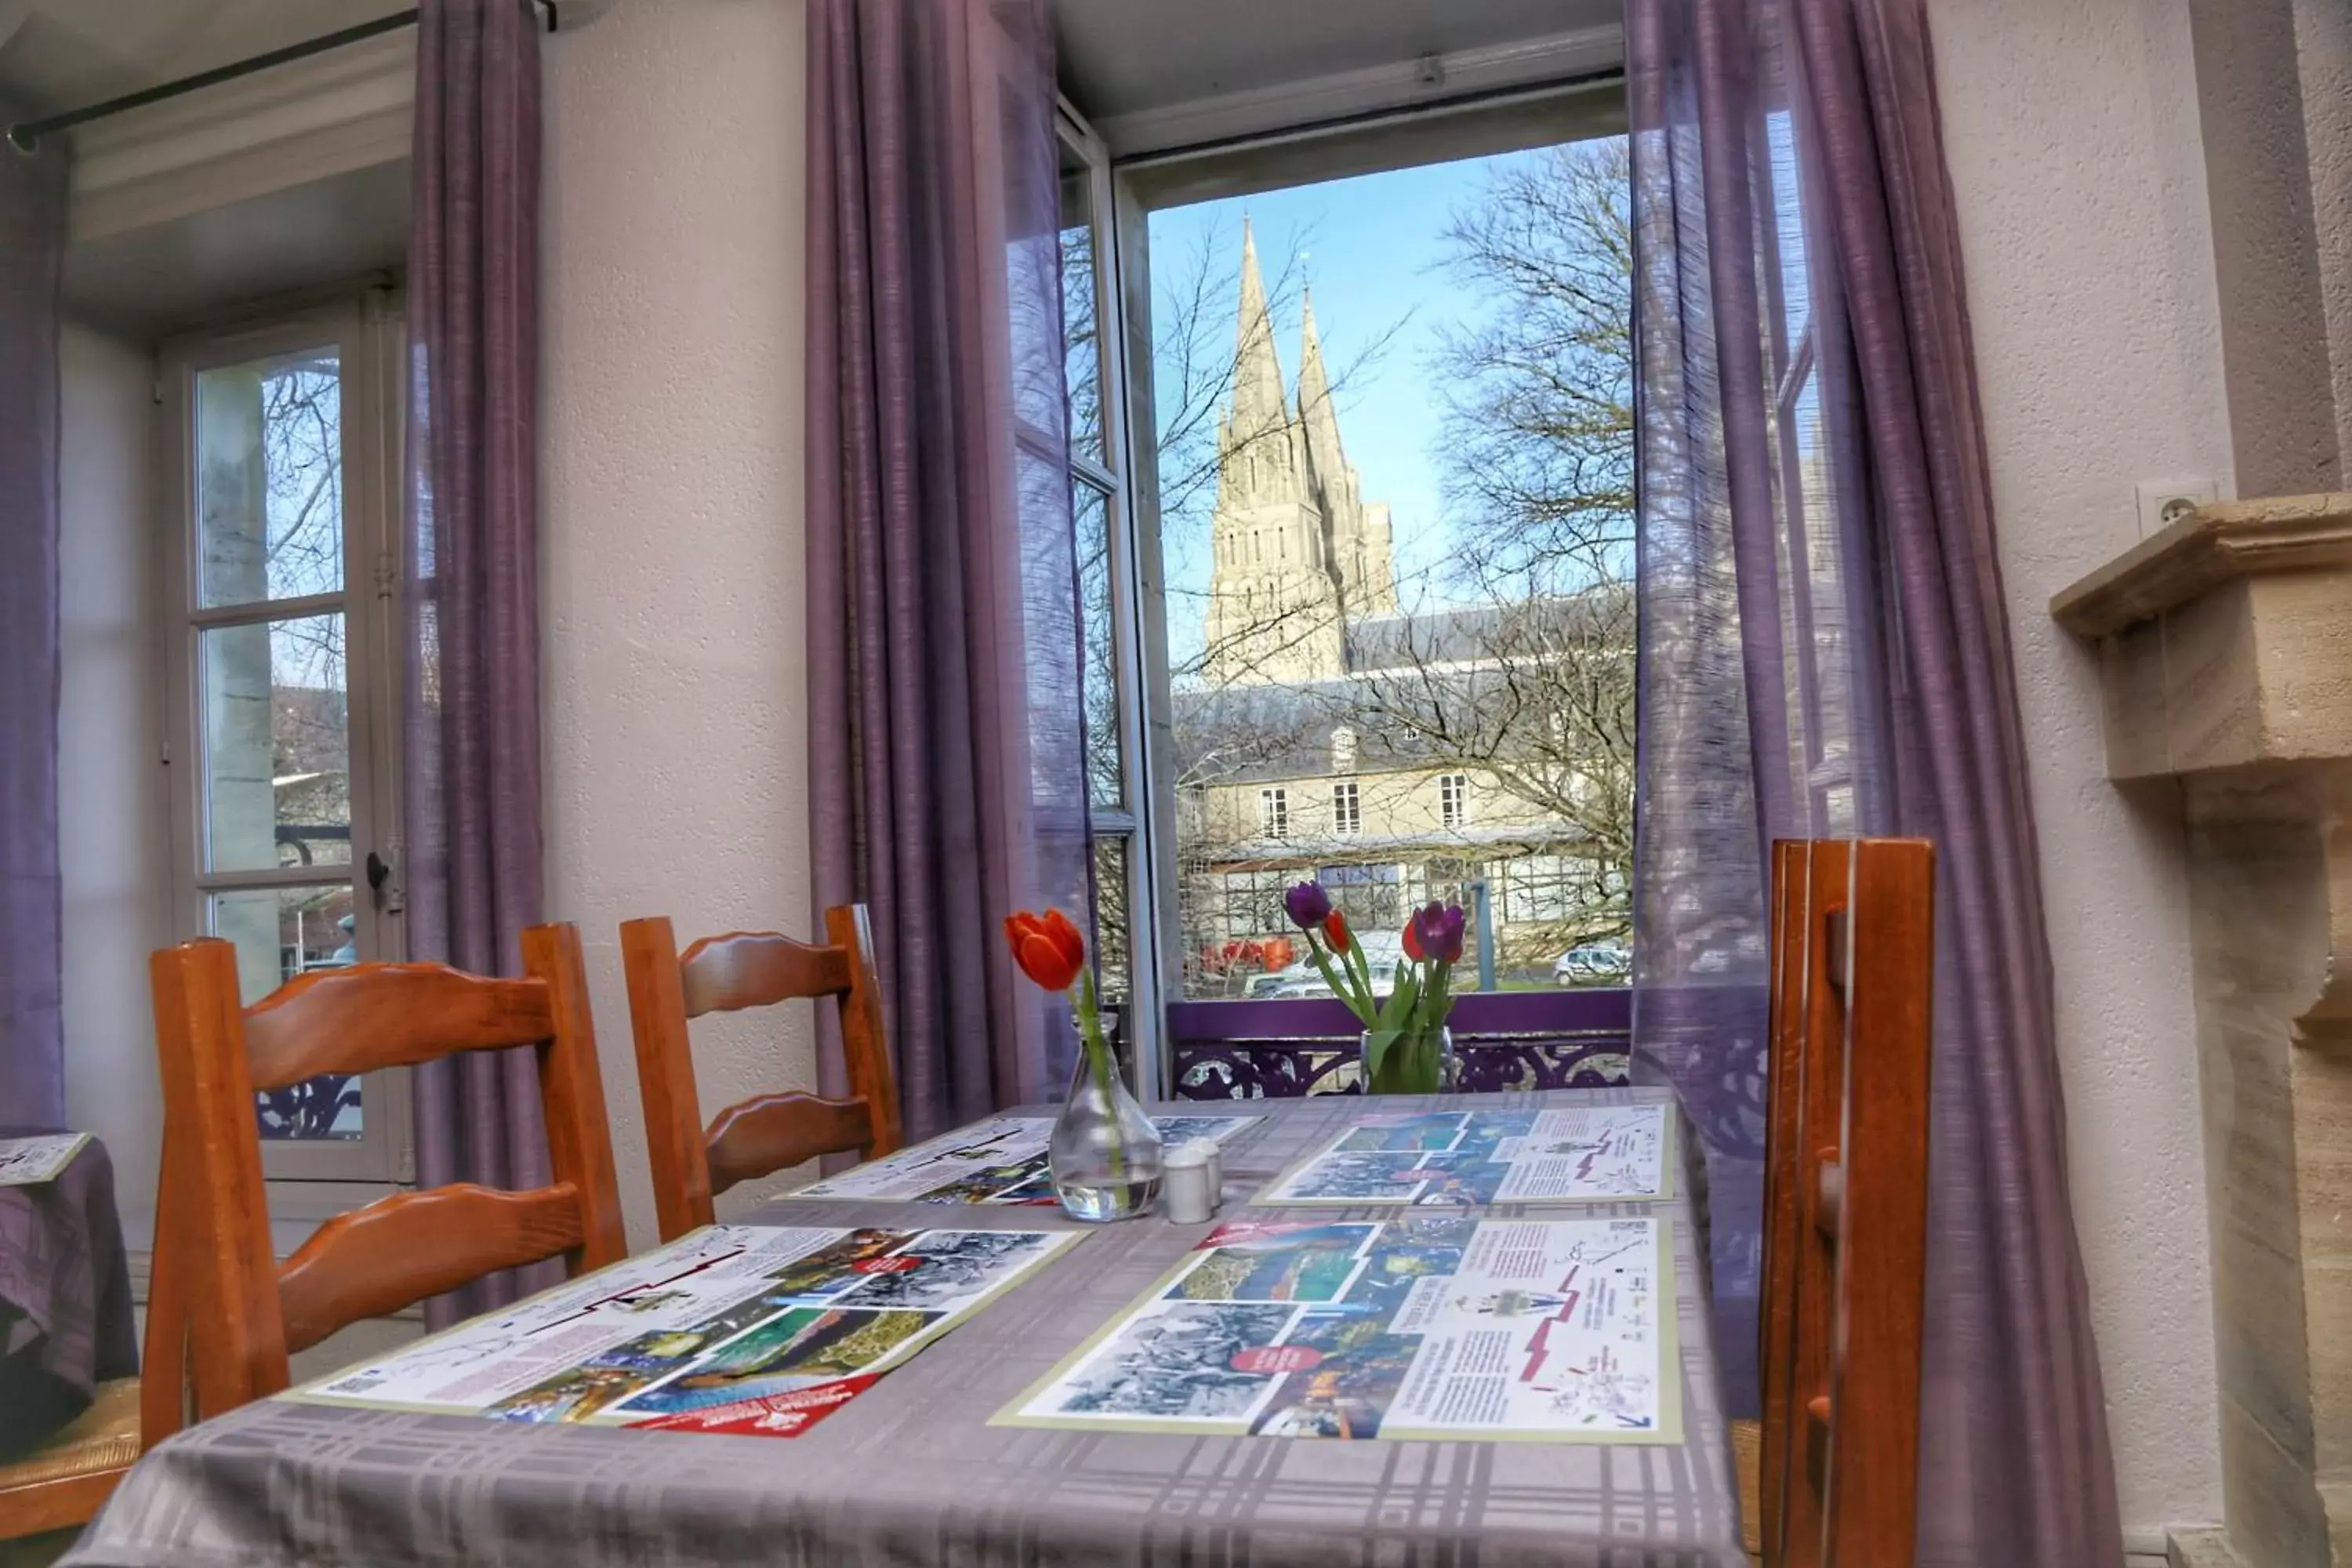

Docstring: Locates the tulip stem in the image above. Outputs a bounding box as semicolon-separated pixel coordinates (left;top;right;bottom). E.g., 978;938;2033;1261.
1074;966;1128;1185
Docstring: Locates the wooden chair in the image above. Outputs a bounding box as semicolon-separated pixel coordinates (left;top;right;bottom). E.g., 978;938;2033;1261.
146;924;627;1425
622;906;902;1243
1758;838;1935;1568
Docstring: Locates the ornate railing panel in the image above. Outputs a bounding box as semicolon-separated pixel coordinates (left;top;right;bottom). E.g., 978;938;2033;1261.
1166;991;1635;1101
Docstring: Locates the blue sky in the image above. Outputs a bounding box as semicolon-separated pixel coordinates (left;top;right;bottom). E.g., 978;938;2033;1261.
1146;149;1541;662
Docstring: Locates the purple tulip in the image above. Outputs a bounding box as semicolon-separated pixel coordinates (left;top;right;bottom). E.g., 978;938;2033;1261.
1410;902;1467;964
1283;880;1334;931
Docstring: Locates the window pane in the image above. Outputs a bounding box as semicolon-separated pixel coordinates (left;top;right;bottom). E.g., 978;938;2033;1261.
1075;482;1123;808
208;885;363;1141
202;614;350;872
197;350;344;607
1152;140;1637;1000
1093;835;1131;1012
1058;141;1103;464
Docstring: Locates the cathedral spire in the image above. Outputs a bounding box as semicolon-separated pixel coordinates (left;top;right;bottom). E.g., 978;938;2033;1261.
1295;286;1341;466
1228;218;1289;444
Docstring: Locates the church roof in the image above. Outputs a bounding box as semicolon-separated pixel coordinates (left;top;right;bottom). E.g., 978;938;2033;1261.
1172;592;1626;788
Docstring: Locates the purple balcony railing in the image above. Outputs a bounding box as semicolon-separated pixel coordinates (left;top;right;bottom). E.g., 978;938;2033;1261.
1166;989;1633;1099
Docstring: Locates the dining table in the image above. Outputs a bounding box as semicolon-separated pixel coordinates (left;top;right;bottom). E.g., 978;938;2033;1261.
0;1130;138;1459
62;1087;1744;1567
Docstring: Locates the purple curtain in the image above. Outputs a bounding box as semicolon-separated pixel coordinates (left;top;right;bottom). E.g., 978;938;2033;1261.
1628;0;2121;1561
806;0;1087;1142
0;121;67;1131
403;0;554;1323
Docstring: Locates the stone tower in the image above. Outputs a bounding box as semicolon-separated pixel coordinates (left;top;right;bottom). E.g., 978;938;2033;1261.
1200;223;1399;688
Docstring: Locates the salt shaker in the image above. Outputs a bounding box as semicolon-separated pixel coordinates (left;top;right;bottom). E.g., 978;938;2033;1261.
1200;1137;1224;1205
1162;1138;1218;1224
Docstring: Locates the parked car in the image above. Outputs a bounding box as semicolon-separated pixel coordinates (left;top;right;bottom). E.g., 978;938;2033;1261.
1553;942;1631;985
1243;930;1409;1000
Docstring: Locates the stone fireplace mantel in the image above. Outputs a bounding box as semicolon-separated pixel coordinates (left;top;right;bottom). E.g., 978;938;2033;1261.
2054;492;2352;1568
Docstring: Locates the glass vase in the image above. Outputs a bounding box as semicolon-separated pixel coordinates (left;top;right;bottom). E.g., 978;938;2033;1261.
1364;1025;1457;1096
1049;1039;1163;1221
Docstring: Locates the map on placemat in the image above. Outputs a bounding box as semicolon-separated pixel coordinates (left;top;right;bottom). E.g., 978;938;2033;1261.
793;1113;1261;1205
996;1214;1677;1443
287;1223;1080;1438
0;1133;90;1188
1253;1105;1671;1207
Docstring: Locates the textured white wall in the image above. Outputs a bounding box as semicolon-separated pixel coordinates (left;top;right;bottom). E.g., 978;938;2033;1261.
57;321;168;1239
1931;0;2231;1539
539;0;817;1249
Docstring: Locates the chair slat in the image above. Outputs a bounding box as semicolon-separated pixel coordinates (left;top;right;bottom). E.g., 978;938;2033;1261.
278;1184;586;1353
243;964;554;1091
705;1094;875;1196
679;932;854;1017
626;906;903;1242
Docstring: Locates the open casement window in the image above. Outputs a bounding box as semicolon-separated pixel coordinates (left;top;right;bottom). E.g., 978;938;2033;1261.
1068;65;1636;1094
1059;100;1164;1083
159;294;411;1184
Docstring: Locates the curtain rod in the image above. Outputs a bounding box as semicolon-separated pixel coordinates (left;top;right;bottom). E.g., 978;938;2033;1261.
6;2;557;154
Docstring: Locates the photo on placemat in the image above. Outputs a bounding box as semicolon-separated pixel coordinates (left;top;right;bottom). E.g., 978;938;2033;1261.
1162;1224;1378;1303
612;1307;942;1417
833;1230;1063;1312
1036;1301;1298;1423
1334;1114;1472;1153
760;1229;922;1296
1247;1306;1421;1439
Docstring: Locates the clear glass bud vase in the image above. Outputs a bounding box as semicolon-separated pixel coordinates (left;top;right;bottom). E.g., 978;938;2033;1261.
1364;1025;1457;1095
1050;1036;1163;1221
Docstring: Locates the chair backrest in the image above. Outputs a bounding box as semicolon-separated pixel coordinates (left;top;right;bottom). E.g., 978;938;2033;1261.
621;904;902;1242
147;922;627;1425
1759;838;1934;1568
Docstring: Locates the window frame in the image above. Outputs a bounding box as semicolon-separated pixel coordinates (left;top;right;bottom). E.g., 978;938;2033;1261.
1258;786;1290;842
157;292;412;1185
1083;71;1632;1090
1439;772;1471;831
1058;100;1171;1091
1332;779;1361;837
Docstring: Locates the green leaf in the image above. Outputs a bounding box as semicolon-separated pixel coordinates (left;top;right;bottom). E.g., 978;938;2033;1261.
1361;1028;1402;1084
1377;969;1419;1029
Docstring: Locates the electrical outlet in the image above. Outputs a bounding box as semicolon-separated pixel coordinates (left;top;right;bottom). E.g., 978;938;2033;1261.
2135;477;2219;539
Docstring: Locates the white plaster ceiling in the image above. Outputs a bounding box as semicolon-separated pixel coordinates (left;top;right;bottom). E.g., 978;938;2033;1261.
0;0;408;116
1051;0;1621;123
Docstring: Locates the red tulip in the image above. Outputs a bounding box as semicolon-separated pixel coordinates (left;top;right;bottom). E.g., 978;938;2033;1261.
1004;909;1086;993
1402;916;1425;961
1323;909;1352;953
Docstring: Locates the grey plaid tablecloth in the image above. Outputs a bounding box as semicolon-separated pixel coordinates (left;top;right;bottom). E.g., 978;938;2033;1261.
66;1090;1741;1567
0;1129;139;1457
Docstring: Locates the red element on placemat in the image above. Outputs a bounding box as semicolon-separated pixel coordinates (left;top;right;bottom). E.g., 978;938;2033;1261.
624;1375;880;1438
1231;1345;1323;1374
1195;1221;1308;1250
852;1256;924;1273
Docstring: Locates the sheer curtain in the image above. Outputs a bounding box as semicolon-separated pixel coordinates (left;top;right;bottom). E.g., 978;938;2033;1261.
1628;0;2122;1561
0;116;66;1131
403;0;554;1321
806;0;1087;1142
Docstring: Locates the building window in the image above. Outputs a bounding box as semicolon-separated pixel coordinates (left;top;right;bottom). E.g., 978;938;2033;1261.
1261;787;1290;840
1440;773;1471;829
1332;781;1361;837
1330;725;1358;771
162;295;409;1183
